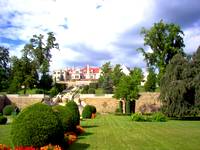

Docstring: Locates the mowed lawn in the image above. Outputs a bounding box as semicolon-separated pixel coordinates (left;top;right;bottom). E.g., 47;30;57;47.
69;114;200;150
1;115;200;150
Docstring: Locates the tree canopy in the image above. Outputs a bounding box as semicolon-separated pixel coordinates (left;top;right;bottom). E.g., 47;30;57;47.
144;68;157;92
138;20;185;84
0;46;10;91
160;46;200;117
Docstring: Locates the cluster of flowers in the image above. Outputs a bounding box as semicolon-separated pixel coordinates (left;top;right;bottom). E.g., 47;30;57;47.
0;144;62;150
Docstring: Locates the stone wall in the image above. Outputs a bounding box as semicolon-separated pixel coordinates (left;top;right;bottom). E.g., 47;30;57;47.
7;95;41;109
82;98;119;113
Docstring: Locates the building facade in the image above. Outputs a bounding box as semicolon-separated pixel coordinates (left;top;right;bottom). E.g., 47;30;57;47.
53;65;101;82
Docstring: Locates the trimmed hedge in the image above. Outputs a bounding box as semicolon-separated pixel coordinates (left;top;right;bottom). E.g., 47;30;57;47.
151;112;167;122
3;105;15;116
82;105;97;119
11;103;64;148
66;101;80;126
53;105;74;132
0;116;7;124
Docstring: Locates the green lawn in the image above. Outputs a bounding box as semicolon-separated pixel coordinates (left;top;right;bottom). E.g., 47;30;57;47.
1;114;200;150
0;124;12;146
69;114;200;150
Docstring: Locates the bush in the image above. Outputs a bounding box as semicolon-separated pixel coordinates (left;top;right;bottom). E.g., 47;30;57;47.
3;105;15;115
151;112;167;122
66;101;80;127
11;103;64;148
89;83;98;89
35;89;44;94
0;116;7;124
53;105;75;132
81;85;89;94
82;105;96;119
88;88;95;94
131;113;146;122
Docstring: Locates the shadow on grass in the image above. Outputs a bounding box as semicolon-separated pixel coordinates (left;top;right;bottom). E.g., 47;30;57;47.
82;125;99;128
68;142;90;150
78;132;93;140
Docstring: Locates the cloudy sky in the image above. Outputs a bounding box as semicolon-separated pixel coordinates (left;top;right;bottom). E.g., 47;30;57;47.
0;0;200;72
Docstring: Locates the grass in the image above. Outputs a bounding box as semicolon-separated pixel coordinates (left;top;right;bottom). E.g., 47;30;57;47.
0;124;12;146
1;114;200;149
69;114;200;150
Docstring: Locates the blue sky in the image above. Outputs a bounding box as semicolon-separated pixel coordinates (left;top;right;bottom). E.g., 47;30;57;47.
0;0;200;71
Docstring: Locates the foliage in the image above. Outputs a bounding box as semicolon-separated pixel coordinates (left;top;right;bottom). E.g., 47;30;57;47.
0;116;7;124
125;100;131;114
11;103;64;147
114;75;139;101
53;105;74;132
82;105;96;119
8;56;38;94
88;88;95;94
130;67;144;85
131;113;146;121
118;101;123;113
112;64;124;86
151;112;167;122
144;67;157;92
3;105;15;116
66;101;80;126
0;46;10;91
81;85;89;94
49;83;66;97
39;74;53;91
99;62;113;94
138;20;185;84
160;47;200;117
89;83;98;89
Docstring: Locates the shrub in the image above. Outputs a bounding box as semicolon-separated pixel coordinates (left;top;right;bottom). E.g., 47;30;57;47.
88;88;95;94
0;116;7;124
66;101;80;126
35;89;43;94
151;112;167;122
3;105;15;115
53;105;75;132
11;103;64;148
81;85;89;94
89;83;98;89
131;113;146;121
82;105;97;119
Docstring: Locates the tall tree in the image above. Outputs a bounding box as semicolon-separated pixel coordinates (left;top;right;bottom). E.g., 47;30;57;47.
0;46;10;91
138;20;185;84
112;64;124;87
99;62;113;94
144;68;157;92
23;32;59;75
130;67;143;85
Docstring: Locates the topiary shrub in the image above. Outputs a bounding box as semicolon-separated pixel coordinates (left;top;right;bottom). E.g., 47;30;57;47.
88;88;95;94
0;116;7;124
119;101;123;114
3;105;15;116
82;105;97;119
53;105;75;132
131;113;146;122
66;101;80;126
151;112;167;122
11;103;64;148
125;100;131;114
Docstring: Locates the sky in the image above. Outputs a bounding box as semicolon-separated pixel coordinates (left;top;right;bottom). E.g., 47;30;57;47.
0;0;200;72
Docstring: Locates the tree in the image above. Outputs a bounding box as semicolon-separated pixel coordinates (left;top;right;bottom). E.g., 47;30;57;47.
99;62;113;94
160;52;200;117
112;64;124;87
138;20;185;84
130;67;143;85
114;75;139;101
9;56;38;94
144;68;157;92
39;74;53;92
0;46;10;91
23;32;59;75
